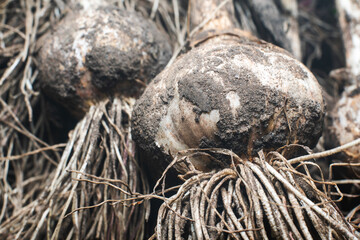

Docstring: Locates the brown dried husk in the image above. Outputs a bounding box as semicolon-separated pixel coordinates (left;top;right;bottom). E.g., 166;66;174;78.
153;149;360;239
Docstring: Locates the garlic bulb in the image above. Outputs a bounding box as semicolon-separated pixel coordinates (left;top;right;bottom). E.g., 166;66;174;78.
328;86;360;158
132;36;324;172
37;6;171;117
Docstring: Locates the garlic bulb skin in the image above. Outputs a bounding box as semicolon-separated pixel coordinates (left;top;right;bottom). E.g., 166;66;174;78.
37;6;171;117
132;37;324;172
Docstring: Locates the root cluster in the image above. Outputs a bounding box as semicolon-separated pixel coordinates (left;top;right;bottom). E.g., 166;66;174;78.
0;98;147;240
155;150;360;239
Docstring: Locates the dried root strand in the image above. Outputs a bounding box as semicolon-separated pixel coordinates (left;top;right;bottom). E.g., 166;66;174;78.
154;150;360;239
0;2;65;238
0;98;148;240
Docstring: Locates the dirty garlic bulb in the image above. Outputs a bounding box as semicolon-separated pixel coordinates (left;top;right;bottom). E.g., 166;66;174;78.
37;4;172;117
131;0;324;174
132;37;324;173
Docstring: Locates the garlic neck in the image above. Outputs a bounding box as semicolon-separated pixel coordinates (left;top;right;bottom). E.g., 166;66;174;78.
190;0;237;33
70;0;108;11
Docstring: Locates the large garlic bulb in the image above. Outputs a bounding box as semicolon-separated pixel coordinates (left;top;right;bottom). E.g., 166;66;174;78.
132;35;324;172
